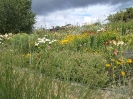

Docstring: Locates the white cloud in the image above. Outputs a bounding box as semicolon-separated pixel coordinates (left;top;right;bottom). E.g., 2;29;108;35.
34;4;119;29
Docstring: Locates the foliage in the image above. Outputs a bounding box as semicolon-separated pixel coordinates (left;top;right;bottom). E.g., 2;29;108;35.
106;20;133;36
0;0;35;34
122;34;133;44
107;7;133;23
38;51;108;88
122;33;133;50
9;33;38;53
99;31;120;45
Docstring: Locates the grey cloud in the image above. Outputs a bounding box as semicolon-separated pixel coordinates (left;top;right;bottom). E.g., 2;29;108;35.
31;0;133;15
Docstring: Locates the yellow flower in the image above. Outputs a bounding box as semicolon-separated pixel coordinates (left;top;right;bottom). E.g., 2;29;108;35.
114;66;117;69
121;71;125;76
94;52;98;55
111;59;115;62
61;39;69;45
30;42;33;45
117;61;121;65
118;58;123;62
85;48;89;52
126;59;132;63
106;64;111;67
25;54;30;58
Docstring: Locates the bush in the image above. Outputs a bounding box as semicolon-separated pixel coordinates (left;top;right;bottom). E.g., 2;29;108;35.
40;50;108;89
0;0;35;34
99;31;120;45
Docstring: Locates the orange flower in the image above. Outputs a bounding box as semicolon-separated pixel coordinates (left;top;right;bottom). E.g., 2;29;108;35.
113;50;118;55
89;31;92;34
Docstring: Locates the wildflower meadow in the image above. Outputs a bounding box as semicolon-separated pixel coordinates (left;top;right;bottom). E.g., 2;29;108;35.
0;21;133;99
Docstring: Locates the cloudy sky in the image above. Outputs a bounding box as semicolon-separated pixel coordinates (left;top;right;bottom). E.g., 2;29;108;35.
31;0;133;29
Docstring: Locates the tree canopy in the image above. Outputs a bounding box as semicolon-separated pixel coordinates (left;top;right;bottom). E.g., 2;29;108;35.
107;7;133;23
0;0;36;34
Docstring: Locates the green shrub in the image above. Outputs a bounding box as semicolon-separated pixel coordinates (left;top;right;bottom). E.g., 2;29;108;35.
40;50;108;89
100;31;120;45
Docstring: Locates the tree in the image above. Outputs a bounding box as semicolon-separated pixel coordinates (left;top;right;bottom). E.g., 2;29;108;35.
0;0;36;34
107;7;133;23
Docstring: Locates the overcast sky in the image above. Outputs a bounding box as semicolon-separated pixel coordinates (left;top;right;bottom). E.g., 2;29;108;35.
31;0;133;29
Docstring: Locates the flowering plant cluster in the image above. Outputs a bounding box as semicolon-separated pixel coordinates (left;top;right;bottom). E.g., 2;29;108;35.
104;40;125;46
105;39;133;86
34;35;57;50
105;40;127;56
97;28;106;32
0;33;13;44
60;33;91;52
105;57;133;86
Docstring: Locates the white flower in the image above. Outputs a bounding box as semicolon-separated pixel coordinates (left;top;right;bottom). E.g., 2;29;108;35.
101;28;106;31
0;35;3;38
49;42;52;44
3;33;8;38
49;39;57;44
38;38;46;43
112;40;117;45
42;37;46;40
53;40;57;42
52;40;57;42
45;39;50;42
117;41;124;46
97;28;106;32
8;33;13;37
0;42;4;44
97;30;101;32
0;38;2;40
35;42;39;46
38;38;42;41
